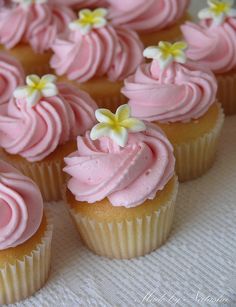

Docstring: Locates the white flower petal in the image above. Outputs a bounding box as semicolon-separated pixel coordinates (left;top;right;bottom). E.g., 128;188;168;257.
110;127;128;147
13;86;29;99
79;9;92;19
93;18;107;29
27;90;41;107
41;74;57;83
80;24;92;35
198;8;213;20
213;13;225;25
224;0;234;6
143;46;160;59
93;8;108;18
41;84;58;98
121;118;146;133
116;104;131;122
90;123;110;140
69;21;80;31
175;53;187;64
159;55;173;70
26;74;40;87
95;109;115;124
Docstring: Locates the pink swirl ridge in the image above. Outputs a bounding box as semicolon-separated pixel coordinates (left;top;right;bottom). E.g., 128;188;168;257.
0;3;75;53
50;25;144;82
122;61;217;123
48;0;107;9
108;0;189;33
64;123;175;208
181;19;236;74
0;160;43;250
0;83;97;162
0;52;24;105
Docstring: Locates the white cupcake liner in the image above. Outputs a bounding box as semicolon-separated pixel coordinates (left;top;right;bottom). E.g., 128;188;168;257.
1;153;65;202
216;71;236;115
69;177;178;259
96;93;127;112
174;104;224;182
0;212;53;305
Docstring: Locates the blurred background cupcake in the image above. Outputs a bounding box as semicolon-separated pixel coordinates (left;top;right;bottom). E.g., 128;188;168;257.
107;0;190;47
0;0;75;75
50;8;144;111
64;104;178;259
0;74;97;201
122;41;225;182
0;52;24;107
0;160;53;305
181;0;236;115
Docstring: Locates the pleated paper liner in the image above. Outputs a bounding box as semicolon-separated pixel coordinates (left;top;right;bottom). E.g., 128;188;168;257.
216;70;236;115
1;141;77;202
67;176;178;260
0;44;53;76
173;104;224;182
0;212;53;305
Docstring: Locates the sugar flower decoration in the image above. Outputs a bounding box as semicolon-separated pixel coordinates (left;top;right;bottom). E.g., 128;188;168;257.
13;74;58;107
143;41;188;70
198;0;236;25
90;104;146;147
13;0;47;7
69;8;108;35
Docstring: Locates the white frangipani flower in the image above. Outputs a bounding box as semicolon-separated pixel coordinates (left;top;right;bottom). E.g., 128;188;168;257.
90;104;146;147
143;41;188;70
13;74;58;107
198;0;236;26
69;8;108;35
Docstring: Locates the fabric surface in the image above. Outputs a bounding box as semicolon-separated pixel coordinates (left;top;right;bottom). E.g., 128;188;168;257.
6;1;236;306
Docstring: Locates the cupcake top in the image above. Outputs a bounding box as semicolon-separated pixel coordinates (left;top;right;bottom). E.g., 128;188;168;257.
0;160;43;250
0;0;75;53
0;52;24;106
181;0;236;74
107;0;189;33
64;104;175;208
122;41;217;123
0;74;97;162
49;0;107;9
50;8;144;82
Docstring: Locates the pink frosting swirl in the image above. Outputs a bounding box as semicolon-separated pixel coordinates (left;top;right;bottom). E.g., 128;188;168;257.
0;52;24;106
122;61;217;123
0;3;75;53
0;160;43;250
64;123;175;208
49;0;107;9
50;25;143;82
181;19;236;74
108;0;189;33
0;83;97;162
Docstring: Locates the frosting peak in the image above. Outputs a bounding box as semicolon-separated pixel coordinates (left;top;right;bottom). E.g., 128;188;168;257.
64;123;175;208
107;0;189;32
50;23;144;82
122;60;217;123
0;52;24;106
0;2;75;52
0;83;97;161
0;160;43;250
181;18;236;73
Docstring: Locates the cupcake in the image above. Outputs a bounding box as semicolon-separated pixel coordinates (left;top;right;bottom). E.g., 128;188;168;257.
0;160;53;305
50;8;144;111
122;41;225;182
0;74;97;201
107;0;190;47
64;104;178;259
0;0;75;75
181;0;236;115
0;52;24;107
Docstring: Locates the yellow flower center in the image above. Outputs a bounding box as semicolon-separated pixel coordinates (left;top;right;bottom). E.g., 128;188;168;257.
211;2;230;15
159;44;182;59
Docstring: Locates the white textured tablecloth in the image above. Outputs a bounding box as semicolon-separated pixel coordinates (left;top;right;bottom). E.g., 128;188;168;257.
8;1;236;306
